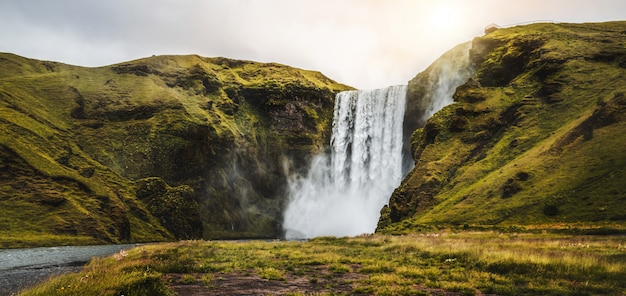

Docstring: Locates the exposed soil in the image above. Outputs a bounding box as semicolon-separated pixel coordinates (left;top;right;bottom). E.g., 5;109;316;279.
167;272;354;295
165;265;365;296
165;264;478;296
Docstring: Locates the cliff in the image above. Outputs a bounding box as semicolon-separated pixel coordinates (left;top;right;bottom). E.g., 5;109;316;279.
0;53;351;247
379;21;626;232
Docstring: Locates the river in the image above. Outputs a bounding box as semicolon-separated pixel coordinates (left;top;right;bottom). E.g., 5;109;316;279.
0;244;137;295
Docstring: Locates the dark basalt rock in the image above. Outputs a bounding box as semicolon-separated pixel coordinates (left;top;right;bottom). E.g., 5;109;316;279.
136;177;202;240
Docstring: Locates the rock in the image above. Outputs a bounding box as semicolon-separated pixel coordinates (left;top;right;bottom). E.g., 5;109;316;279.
136;177;202;240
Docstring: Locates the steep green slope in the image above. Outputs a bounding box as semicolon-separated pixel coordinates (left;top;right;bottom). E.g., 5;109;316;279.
379;21;626;232
0;53;350;247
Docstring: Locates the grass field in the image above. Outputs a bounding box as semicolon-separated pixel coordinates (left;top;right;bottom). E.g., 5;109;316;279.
22;231;626;295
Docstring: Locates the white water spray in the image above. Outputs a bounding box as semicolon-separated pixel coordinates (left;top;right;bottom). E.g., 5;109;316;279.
419;42;473;121
283;85;407;239
283;43;473;239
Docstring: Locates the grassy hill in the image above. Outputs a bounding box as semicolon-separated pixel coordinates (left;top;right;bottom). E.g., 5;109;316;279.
0;53;351;247
13;21;626;296
379;21;626;233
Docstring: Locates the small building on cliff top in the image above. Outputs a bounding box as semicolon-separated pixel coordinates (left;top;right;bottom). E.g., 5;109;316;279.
484;23;500;34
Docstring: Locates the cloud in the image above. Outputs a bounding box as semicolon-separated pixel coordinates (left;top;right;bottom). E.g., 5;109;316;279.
0;0;624;89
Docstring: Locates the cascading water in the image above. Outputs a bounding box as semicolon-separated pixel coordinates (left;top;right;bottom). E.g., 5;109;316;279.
421;42;473;120
283;43;473;239
283;85;407;239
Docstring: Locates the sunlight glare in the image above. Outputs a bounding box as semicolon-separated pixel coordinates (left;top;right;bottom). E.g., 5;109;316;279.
427;2;463;34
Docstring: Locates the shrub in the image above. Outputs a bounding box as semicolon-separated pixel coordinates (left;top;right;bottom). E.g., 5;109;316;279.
543;204;559;216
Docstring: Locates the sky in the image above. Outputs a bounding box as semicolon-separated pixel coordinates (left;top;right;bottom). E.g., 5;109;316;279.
1;0;625;89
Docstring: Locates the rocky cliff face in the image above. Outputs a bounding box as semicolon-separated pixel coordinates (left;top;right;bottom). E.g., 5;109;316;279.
0;54;350;246
379;21;626;232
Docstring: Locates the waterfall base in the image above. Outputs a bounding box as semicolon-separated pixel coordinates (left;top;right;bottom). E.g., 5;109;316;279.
284;85;407;239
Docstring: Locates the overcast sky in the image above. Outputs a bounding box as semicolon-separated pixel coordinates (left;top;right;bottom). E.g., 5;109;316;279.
1;0;624;89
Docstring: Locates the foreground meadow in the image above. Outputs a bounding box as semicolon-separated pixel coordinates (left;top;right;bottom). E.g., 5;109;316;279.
22;231;626;295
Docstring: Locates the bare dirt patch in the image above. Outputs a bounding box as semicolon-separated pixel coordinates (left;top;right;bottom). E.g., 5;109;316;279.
166;269;365;295
165;264;369;295
164;265;474;296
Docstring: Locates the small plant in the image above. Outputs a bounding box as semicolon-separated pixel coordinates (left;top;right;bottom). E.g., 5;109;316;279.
179;274;196;285
328;263;351;274
201;274;214;288
258;267;285;281
360;262;395;273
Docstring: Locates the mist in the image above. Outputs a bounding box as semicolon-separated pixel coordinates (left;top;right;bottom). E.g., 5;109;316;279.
283;43;474;238
283;86;407;238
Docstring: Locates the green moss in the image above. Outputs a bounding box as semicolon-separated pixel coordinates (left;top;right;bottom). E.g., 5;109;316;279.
136;177;202;239
0;52;352;246
383;21;626;232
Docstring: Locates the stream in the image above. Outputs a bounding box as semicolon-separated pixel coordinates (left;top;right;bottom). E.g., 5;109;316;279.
0;244;137;295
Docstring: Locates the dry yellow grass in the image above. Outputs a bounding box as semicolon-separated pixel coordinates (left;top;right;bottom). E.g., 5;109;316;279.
22;231;626;295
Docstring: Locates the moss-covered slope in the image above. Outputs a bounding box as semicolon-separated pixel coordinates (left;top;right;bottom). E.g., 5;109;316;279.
0;53;351;247
379;21;626;232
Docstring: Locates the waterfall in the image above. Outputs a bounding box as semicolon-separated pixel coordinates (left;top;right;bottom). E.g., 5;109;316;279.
283;85;407;239
282;43;472;239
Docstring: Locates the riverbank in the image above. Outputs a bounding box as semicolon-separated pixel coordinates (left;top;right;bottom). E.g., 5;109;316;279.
20;231;626;295
0;244;137;295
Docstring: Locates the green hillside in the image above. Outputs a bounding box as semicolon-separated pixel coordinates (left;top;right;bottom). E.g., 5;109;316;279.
379;21;626;233
0;53;351;247
3;21;625;247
